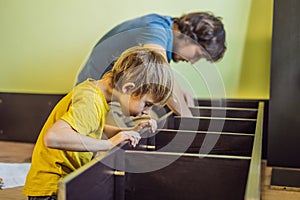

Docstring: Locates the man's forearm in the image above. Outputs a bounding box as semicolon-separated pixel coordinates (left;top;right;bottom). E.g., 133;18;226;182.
167;81;193;117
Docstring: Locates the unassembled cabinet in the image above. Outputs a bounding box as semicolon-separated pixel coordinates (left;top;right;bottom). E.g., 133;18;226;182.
58;100;264;200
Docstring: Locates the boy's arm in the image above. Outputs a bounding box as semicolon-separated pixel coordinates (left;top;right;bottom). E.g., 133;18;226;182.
103;125;122;138
44;120;112;151
44;119;141;151
103;118;157;138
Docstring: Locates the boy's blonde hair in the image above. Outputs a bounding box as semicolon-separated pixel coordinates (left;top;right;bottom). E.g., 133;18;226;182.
105;46;173;105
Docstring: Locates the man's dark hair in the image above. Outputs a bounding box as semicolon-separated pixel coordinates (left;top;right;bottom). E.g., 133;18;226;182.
173;12;226;62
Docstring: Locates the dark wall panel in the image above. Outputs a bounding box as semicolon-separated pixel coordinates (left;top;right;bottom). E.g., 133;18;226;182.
0;93;64;143
268;0;300;167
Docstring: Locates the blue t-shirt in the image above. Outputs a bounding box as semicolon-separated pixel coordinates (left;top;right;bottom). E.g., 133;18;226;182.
77;14;173;83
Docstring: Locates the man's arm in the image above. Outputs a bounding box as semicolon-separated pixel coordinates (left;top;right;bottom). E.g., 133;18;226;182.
167;80;193;117
143;43;193;117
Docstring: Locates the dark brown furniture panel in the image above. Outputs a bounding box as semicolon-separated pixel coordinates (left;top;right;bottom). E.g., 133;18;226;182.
194;99;259;108
58;148;125;200
189;107;257;118
0;92;64;143
154;129;254;156
168;117;256;133
58;101;264;200
124;151;250;200
268;0;300;168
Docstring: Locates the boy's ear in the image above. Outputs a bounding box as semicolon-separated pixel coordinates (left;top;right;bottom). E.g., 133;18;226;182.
121;82;136;94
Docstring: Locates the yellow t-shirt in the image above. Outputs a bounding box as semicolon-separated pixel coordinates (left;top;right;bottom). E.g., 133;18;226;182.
23;79;109;196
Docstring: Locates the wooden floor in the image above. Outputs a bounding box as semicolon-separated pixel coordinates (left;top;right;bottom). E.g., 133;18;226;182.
0;141;299;200
0;141;33;200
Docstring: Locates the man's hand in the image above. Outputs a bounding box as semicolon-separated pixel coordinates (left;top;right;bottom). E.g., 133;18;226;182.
183;91;195;107
167;81;193;117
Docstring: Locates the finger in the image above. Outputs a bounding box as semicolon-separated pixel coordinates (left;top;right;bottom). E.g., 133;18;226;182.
135;121;150;132
129;136;136;147
128;133;140;147
138;120;150;128
132;137;139;147
187;96;195;107
134;135;141;146
150;119;157;133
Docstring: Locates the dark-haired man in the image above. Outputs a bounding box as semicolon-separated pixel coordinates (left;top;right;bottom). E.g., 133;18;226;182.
76;12;226;116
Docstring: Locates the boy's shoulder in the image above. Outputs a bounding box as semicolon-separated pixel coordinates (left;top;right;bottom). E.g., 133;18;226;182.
73;79;102;99
72;78;109;109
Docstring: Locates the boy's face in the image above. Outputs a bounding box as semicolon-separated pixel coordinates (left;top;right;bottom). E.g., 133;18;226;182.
119;93;155;117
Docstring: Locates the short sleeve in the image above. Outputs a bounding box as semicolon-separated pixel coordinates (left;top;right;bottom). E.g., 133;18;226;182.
136;26;169;49
61;82;107;137
135;16;173;62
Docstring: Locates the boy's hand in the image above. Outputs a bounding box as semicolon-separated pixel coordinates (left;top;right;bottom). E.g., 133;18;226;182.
130;117;158;133
122;130;141;148
109;130;141;148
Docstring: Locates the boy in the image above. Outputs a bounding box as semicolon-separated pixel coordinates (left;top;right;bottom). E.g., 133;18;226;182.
23;46;173;200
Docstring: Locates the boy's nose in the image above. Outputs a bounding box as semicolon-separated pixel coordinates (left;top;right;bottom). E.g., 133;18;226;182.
142;110;150;115
142;108;151;115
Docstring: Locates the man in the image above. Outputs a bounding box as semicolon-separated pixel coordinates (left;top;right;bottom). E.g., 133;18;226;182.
76;12;226;116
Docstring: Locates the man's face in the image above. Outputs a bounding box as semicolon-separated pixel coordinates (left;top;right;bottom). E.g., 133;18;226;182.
172;42;207;64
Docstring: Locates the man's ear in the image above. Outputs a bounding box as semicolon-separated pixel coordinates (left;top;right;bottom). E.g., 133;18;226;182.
121;82;136;94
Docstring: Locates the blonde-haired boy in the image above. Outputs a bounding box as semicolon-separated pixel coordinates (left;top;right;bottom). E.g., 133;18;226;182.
23;46;173;199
